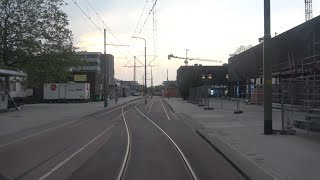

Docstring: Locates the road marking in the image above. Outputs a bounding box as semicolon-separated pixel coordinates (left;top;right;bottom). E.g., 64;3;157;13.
147;99;154;114
0;101;136;148
135;107;198;180
0;120;78;148
38;125;114;180
71;102;136;128
116;107;131;180
160;99;171;120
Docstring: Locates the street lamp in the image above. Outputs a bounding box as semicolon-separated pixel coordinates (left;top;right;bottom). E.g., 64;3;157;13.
132;36;147;104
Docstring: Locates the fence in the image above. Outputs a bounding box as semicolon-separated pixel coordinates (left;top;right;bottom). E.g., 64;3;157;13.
188;79;320;132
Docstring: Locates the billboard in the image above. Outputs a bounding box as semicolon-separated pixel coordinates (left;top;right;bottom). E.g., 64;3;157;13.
74;75;87;82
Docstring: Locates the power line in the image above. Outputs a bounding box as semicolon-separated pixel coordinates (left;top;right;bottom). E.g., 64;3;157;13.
137;0;158;35
70;0;102;32
132;0;149;36
86;0;120;43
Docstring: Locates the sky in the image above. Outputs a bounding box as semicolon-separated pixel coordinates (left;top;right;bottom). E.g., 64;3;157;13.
63;0;320;86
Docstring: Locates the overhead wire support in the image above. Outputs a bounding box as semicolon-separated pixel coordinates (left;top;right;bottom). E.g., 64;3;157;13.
71;0;102;32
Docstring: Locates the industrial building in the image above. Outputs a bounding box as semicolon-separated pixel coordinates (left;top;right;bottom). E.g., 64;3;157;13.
177;64;228;99
228;15;320;107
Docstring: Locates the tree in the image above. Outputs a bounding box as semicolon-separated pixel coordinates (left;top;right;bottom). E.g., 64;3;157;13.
0;0;80;88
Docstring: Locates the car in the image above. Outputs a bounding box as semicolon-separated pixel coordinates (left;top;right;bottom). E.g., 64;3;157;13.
132;92;140;96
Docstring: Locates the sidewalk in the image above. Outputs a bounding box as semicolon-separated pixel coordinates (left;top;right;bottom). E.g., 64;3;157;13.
0;96;140;136
166;98;320;180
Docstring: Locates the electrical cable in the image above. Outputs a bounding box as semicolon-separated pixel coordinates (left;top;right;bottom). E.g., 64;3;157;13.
70;0;102;32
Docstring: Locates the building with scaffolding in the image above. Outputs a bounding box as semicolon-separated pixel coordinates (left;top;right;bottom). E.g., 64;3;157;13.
228;15;320;108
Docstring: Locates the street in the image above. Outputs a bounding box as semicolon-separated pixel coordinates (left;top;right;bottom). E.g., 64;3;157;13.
0;97;244;180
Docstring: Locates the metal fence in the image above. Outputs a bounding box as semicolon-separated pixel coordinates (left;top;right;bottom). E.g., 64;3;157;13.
187;79;320;132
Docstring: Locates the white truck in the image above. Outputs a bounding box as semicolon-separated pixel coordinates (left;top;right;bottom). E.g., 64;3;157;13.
43;83;90;102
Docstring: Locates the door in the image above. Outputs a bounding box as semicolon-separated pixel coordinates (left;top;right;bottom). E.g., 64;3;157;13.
59;85;66;99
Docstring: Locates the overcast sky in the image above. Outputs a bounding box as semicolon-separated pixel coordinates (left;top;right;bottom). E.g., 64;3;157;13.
64;0;320;86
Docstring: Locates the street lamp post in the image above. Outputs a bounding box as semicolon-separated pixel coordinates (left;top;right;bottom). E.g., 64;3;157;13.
132;36;147;104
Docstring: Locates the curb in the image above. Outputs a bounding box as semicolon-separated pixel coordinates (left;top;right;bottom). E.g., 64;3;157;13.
164;98;275;180
195;130;251;180
196;129;274;180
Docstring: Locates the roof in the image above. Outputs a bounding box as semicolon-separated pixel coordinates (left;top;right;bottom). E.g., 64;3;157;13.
0;69;27;76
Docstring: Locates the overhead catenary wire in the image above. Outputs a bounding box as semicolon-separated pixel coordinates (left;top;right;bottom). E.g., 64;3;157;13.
70;0;102;32
86;0;120;43
121;0;149;68
122;0;159;83
132;0;149;37
137;0;158;35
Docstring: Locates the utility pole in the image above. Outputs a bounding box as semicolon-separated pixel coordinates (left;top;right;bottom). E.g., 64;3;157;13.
134;56;136;83
151;67;153;96
103;29;108;107
144;41;147;103
167;69;169;81
264;0;273;135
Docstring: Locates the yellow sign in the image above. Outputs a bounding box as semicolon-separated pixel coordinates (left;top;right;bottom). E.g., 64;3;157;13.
74;75;87;82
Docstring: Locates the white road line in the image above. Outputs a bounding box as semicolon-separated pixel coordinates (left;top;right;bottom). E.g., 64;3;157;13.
116;107;131;180
135;107;198;180
147;99;155;114
160;99;171;120
0;102;135;148
38;125;114;180
0;119;78;148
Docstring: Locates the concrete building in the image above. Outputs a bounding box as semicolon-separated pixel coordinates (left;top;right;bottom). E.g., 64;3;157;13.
228;15;320;106
71;52;102;72
71;52;115;101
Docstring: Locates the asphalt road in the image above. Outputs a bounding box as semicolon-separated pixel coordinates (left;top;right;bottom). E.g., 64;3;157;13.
0;97;245;180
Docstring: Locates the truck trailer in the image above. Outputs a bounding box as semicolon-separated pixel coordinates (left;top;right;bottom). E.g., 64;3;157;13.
43;83;90;102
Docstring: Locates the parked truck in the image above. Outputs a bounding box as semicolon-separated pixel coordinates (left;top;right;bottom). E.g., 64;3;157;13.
43;83;90;102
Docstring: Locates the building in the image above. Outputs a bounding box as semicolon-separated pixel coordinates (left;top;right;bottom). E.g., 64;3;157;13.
177;64;228;99
120;81;139;96
71;52;115;101
72;72;103;101
228;15;320;106
162;81;177;97
71;52;102;72
0;69;27;110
